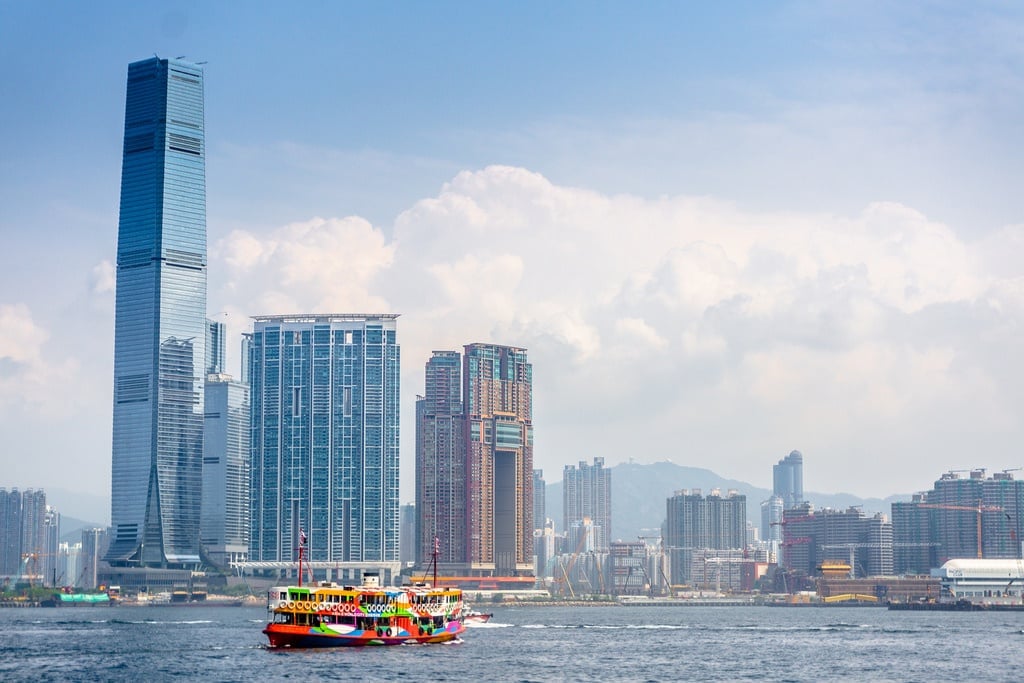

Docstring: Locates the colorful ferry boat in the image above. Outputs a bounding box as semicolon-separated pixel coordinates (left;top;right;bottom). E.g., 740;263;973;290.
263;574;465;647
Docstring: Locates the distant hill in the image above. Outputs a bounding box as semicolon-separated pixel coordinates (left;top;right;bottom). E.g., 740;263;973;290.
546;460;908;541
48;488;109;527
59;516;106;543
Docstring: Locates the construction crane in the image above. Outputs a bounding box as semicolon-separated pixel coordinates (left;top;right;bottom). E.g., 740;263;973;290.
915;501;1003;558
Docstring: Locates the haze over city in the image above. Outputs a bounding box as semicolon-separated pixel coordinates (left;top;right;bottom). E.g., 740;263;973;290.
2;2;1023;521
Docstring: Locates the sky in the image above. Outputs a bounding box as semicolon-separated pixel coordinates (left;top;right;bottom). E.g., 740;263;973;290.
2;1;1023;522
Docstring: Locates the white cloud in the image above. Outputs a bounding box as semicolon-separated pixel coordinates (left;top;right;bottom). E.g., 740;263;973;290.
201;165;1024;497
91;260;115;294
0;303;78;410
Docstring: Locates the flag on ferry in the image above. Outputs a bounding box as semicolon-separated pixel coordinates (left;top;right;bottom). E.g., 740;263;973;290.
300;529;307;547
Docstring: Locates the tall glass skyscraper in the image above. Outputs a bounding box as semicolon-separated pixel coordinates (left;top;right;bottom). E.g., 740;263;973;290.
106;57;207;567
773;450;804;509
248;314;400;564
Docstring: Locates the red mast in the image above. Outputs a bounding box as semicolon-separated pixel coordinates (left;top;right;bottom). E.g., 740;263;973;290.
298;529;307;588
433;537;440;587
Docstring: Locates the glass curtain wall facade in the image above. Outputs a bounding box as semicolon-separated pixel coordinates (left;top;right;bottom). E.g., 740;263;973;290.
414;351;465;566
201;376;251;568
773;450;804;509
249;315;400;564
463;344;533;576
107;57;207;567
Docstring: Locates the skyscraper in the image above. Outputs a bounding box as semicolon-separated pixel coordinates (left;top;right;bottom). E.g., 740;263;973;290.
201;374;251;568
665;488;746;584
773;450;804;509
0;489;21;575
761;495;784;542
415;351;465;566
248;314;400;564
0;489;48;579
563;458;612;551
532;469;546;533
463;343;533;576
206;318;227;375
106;57;207;567
42;505;60;587
892;468;1023;564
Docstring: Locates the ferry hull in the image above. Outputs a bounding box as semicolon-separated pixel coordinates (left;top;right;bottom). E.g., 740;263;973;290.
264;621;464;648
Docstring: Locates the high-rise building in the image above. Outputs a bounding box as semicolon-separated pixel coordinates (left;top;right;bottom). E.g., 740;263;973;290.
664;488;746;584
81;528;107;590
201;374;251;568
778;504;893;578
892;468;1024;566
773;450;804;509
248;314;400;564
415;351;465;566
463;343;534;576
42;506;60;587
107;57;207;568
761;495;784;542
0;489;21;575
533;470;546;532
414;344;535;577
0;489;48;579
206;318;227;375
563;458;612;551
399;503;416;565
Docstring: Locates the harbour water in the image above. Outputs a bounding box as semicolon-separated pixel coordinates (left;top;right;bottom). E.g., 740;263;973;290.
2;604;1021;682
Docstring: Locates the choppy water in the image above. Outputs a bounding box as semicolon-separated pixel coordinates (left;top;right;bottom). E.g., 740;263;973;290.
1;604;1021;682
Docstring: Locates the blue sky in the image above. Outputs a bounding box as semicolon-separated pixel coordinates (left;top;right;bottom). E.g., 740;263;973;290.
2;2;1023;522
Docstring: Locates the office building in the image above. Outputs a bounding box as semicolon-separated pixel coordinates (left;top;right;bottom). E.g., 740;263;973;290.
201;374;250;568
773;450;804;509
248;314;400;564
414;351;465;566
463;343;534;576
563;457;612;551
107;57;207;568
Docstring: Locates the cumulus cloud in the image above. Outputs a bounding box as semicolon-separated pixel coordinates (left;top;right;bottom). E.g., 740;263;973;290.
207;165;1024;496
0;303;77;410
91;260;115;294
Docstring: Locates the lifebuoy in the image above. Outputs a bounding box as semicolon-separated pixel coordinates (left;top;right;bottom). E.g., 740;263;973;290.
385;627;393;637
287;601;295;610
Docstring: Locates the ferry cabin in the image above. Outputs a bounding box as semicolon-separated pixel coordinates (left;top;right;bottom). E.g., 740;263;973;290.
267;582;461;638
